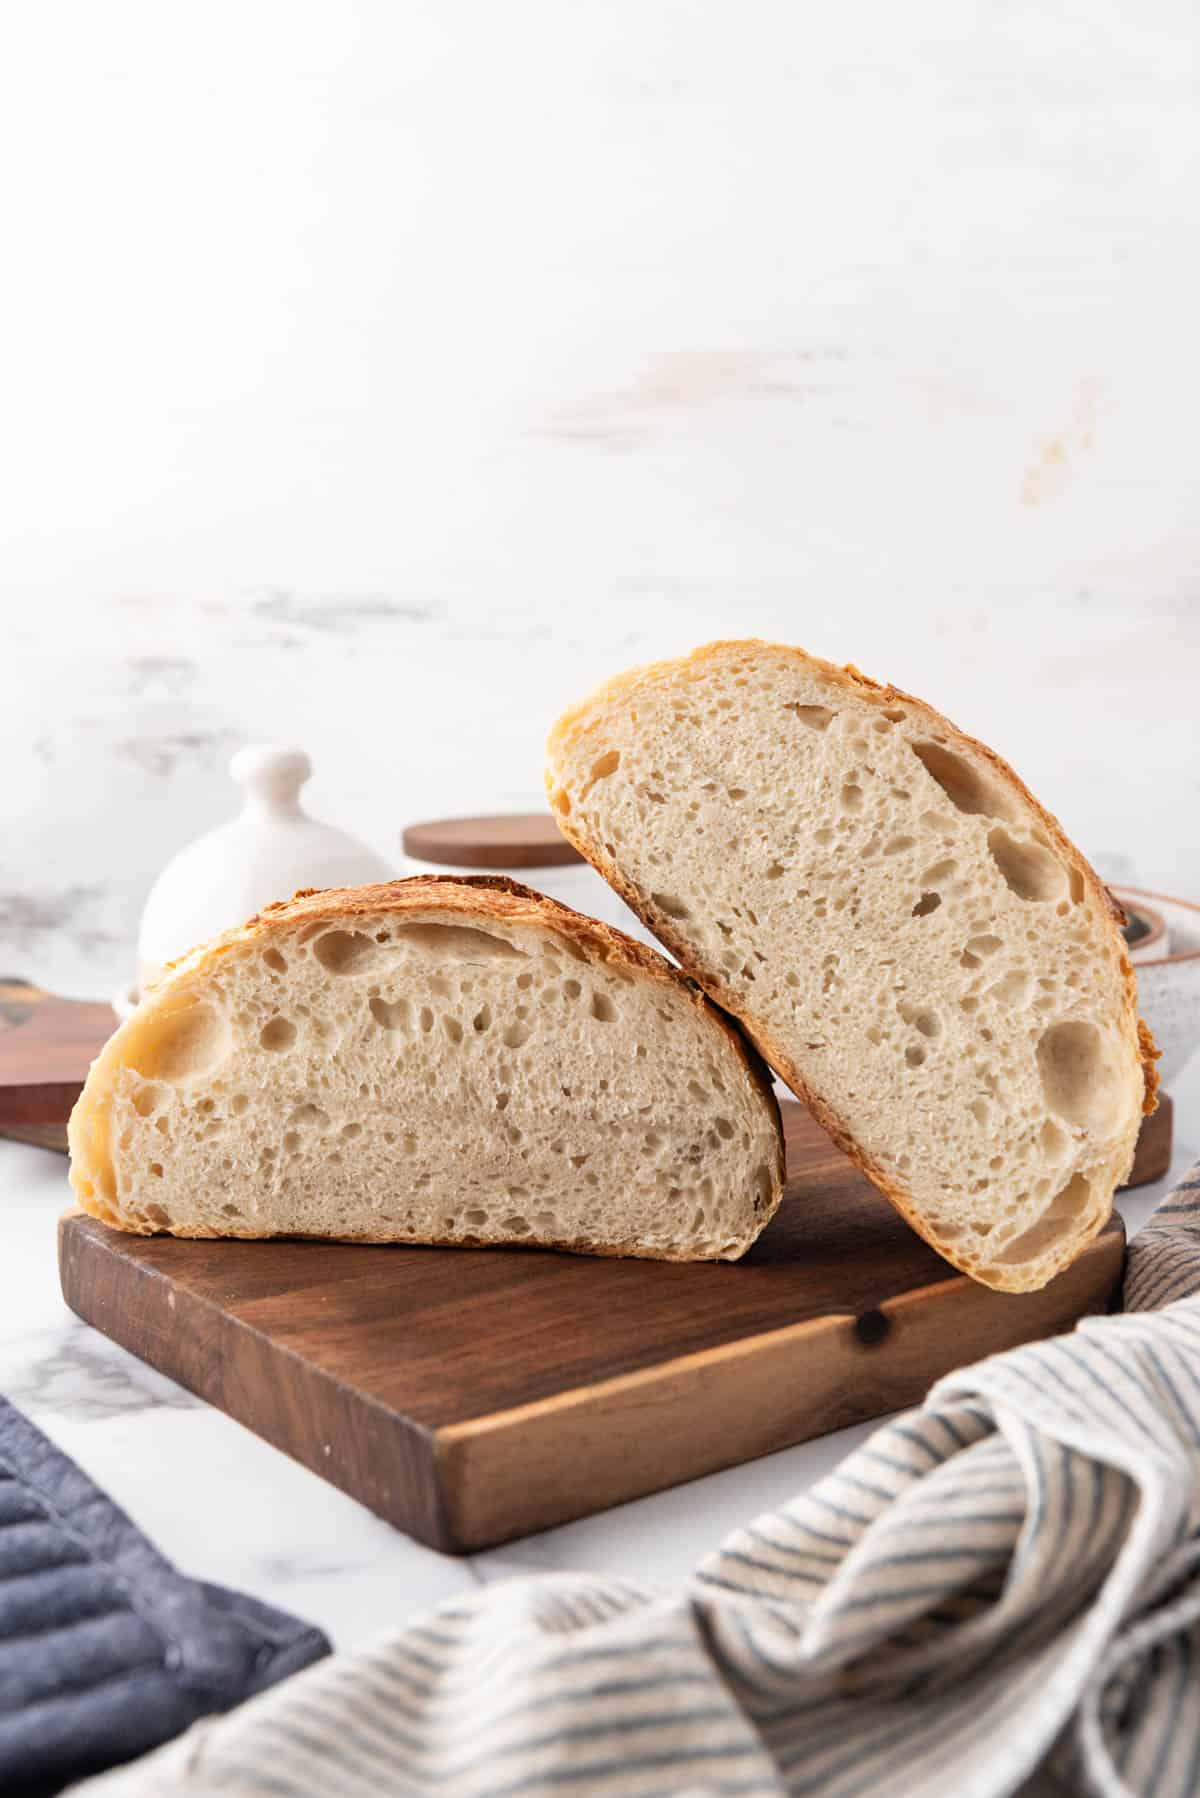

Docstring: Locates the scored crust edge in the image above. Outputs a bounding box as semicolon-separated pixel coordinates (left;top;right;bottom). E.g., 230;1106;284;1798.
67;873;786;1261
545;638;1160;1294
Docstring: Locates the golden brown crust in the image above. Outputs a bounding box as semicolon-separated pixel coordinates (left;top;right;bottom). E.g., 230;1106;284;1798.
70;873;784;1258
100;1219;759;1263
1138;1017;1162;1117
163;871;781;1123
546;638;1158;1293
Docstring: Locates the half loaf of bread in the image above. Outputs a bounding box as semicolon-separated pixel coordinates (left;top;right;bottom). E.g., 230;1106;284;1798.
68;876;784;1260
546;640;1157;1293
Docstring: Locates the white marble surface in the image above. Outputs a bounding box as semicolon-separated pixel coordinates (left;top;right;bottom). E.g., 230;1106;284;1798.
0;0;1198;1656
1;0;1199;998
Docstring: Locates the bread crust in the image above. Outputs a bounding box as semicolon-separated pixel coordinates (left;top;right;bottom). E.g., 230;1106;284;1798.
546;639;1158;1294
69;874;784;1260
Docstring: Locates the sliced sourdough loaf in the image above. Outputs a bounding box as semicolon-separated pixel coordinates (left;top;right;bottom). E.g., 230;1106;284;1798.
68;876;783;1261
546;640;1158;1293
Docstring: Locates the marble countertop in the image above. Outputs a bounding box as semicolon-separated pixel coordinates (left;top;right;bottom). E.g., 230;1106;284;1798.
1;0;1197;1666
5;1052;1198;1655
2;3;1199;1000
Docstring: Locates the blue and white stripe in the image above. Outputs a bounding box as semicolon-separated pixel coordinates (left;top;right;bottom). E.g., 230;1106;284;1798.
75;1160;1200;1798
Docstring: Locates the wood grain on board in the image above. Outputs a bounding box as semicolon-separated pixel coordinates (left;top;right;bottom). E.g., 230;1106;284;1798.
401;813;584;868
60;1102;1126;1553
0;979;116;1149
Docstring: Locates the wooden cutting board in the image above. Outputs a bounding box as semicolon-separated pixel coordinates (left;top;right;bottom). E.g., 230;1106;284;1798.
0;979;118;1150
59;1102;1125;1554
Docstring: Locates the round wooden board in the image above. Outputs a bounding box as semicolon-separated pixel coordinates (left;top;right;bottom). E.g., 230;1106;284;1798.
402;812;583;869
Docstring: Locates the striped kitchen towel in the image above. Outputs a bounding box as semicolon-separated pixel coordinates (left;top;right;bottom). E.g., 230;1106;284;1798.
73;1161;1200;1798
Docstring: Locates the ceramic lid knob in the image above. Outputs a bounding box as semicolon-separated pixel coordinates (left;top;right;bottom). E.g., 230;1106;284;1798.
133;743;395;996
230;745;313;814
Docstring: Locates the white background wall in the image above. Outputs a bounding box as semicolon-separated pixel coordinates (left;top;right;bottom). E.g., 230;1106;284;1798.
2;0;1197;996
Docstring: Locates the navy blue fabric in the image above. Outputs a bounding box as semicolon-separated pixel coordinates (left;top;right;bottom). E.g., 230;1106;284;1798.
0;1396;329;1795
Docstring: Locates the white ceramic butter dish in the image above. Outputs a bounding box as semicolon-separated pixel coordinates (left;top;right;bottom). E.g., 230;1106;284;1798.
115;745;395;1017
